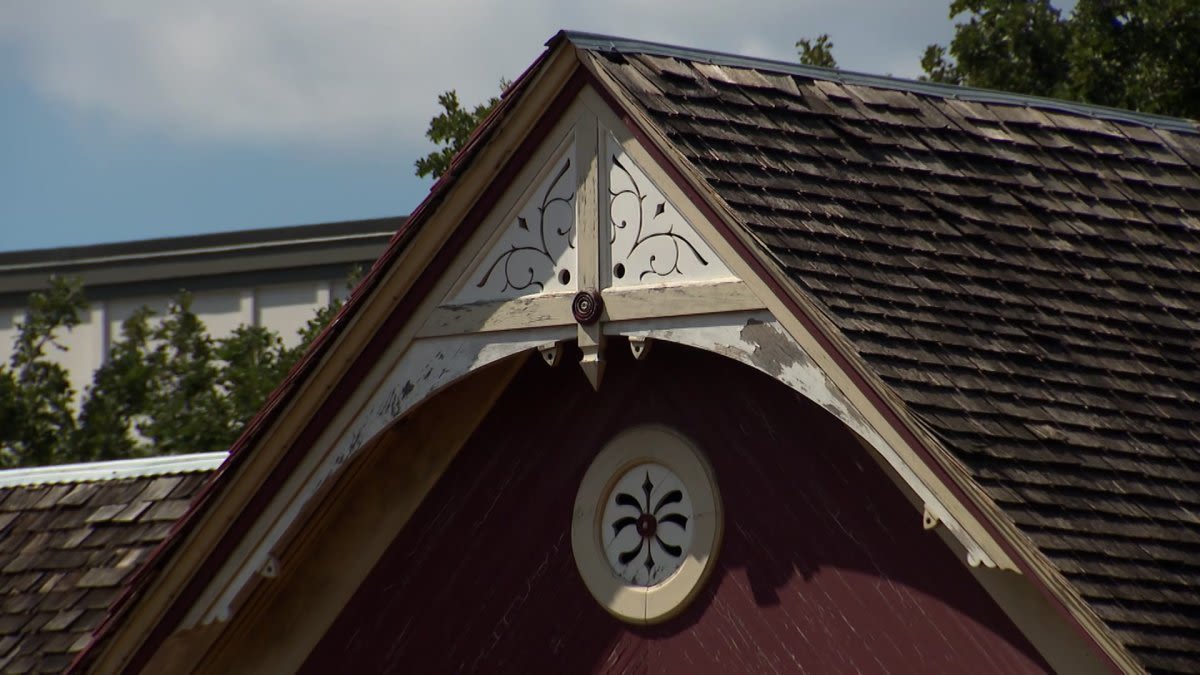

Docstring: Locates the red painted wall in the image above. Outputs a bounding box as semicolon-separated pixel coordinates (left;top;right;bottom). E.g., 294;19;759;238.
303;341;1049;673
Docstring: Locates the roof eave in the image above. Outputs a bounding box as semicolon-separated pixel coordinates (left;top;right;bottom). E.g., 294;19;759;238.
71;37;587;675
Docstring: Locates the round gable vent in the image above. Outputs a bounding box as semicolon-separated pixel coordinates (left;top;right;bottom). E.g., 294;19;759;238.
571;425;721;624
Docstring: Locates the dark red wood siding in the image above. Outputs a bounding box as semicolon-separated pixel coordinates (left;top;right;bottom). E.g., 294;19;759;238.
302;341;1049;673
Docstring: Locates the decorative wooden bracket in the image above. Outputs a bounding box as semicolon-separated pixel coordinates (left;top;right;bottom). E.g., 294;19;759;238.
579;339;605;391
258;555;280;580
538;341;565;367
628;336;652;360
923;504;939;530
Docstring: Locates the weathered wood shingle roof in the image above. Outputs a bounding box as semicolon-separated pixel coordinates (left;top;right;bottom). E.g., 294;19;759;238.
576;34;1200;674
0;455;222;673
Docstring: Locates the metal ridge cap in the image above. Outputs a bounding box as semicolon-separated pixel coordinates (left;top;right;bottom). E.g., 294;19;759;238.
0;451;228;488
562;30;1200;134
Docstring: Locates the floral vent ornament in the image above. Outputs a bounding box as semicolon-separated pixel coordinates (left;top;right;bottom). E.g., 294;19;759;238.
572;426;722;624
604;464;693;585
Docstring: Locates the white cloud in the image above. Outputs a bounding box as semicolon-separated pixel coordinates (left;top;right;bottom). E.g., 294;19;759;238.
0;1;956;153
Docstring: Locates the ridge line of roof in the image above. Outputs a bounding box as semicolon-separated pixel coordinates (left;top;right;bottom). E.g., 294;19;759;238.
0;452;227;488
560;30;1199;134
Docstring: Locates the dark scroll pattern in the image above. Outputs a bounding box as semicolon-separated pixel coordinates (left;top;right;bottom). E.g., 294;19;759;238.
476;158;576;293
609;155;708;281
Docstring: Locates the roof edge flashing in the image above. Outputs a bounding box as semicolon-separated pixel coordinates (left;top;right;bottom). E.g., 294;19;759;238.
0;452;227;488
0;232;392;278
0;217;404;271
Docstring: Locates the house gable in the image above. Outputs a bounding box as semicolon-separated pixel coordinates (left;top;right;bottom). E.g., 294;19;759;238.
300;342;1051;673
160;85;809;656
73;32;1173;674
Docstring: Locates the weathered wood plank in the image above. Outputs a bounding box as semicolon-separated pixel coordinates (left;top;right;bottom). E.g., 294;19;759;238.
417;292;575;337
603;279;762;321
419;280;762;338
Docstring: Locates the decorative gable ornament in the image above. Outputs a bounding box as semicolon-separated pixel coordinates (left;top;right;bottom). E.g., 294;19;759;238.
606;133;728;287
446;129;734;303
449;143;578;304
433;123;742;391
572;425;722;624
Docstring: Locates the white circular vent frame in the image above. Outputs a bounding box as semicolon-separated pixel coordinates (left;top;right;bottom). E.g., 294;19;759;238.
571;425;722;624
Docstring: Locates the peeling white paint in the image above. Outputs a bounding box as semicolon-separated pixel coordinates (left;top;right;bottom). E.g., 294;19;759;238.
190;308;998;630
189;326;573;627
609;312;997;570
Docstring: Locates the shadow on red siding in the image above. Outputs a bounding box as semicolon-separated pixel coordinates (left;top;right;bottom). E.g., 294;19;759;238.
302;340;1049;674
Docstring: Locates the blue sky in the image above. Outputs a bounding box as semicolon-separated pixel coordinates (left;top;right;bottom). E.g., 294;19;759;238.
1;74;426;251
0;1;973;253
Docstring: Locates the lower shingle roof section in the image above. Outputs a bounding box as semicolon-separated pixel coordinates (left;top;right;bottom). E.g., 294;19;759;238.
584;40;1200;674
0;454;221;673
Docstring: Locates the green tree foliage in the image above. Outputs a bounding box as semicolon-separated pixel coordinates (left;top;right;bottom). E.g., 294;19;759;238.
139;295;232;455
919;44;962;85
0;277;87;465
288;276;352;355
797;34;839;68
414;90;502;179
0;273;358;467
921;0;1070;95
1065;0;1200;118
217;325;293;428
920;0;1200;119
73;307;155;462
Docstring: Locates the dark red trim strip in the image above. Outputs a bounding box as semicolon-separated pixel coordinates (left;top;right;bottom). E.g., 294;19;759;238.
579;63;1123;673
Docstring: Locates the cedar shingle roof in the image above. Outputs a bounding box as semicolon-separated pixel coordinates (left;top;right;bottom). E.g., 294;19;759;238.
0;455;221;673
577;34;1200;674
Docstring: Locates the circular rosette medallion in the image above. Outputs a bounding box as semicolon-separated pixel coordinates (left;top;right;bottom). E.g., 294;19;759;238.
572;426;721;624
602;463;694;586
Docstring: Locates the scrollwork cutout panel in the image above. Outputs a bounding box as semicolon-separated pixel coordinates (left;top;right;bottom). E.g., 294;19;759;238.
450;146;578;304
607;133;734;288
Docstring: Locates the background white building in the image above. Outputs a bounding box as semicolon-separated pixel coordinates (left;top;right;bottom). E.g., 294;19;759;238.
0;217;399;394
